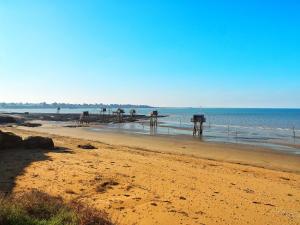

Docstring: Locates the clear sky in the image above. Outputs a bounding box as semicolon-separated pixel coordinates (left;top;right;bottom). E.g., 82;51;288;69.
0;0;299;107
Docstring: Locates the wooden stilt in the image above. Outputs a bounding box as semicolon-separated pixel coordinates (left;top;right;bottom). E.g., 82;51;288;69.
150;111;158;127
113;108;124;122
191;114;206;137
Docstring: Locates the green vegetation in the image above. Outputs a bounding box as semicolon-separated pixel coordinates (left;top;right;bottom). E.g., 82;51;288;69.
0;102;152;109
0;190;113;225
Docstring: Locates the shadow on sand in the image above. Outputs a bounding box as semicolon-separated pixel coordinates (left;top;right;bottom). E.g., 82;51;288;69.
0;147;73;195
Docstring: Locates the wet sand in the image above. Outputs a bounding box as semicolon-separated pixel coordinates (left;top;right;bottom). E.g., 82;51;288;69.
17;122;300;173
1;124;300;225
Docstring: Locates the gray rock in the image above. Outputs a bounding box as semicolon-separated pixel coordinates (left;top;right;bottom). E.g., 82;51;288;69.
78;144;97;149
0;115;17;124
23;136;54;149
0;130;23;149
20;122;42;127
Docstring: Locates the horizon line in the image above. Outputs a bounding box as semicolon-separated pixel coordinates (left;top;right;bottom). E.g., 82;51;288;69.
0;102;299;109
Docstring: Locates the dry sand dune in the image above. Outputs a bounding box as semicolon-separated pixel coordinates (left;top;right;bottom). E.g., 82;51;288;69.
0;126;300;225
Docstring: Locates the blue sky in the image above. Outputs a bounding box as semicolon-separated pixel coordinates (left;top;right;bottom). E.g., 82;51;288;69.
0;0;299;107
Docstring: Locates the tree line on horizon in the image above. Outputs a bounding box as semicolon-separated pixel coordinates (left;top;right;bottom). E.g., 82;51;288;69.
0;102;153;109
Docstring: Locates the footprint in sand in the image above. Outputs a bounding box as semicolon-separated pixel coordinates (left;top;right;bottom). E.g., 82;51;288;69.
252;201;261;204
195;211;205;215
244;188;255;194
280;177;290;181
123;164;131;168
264;203;275;207
125;185;134;191
163;200;172;204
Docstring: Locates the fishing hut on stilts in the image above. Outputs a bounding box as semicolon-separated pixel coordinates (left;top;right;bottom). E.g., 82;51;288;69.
79;111;90;124
130;109;136;121
113;108;125;122
191;114;206;136
100;108;107;122
150;110;158;127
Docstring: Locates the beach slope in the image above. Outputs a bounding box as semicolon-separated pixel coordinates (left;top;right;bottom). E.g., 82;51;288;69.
0;126;299;225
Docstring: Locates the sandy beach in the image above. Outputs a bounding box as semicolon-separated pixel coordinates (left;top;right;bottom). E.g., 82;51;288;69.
2;1;300;224
1;124;300;225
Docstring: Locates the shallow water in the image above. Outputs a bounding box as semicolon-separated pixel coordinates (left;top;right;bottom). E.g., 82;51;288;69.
1;107;300;153
91;121;300;154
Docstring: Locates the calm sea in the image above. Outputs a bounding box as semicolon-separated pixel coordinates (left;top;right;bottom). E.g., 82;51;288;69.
1;107;300;153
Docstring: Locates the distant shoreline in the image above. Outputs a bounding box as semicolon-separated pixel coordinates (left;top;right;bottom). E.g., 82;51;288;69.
0;103;154;109
1;105;300;110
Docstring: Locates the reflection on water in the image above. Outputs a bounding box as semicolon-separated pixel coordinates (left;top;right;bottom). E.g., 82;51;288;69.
90;121;300;154
150;126;157;136
2;107;300;154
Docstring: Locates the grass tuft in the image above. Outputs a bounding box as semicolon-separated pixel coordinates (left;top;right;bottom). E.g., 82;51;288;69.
0;190;113;225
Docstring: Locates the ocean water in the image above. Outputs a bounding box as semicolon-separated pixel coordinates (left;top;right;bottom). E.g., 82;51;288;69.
1;107;300;153
95;108;300;153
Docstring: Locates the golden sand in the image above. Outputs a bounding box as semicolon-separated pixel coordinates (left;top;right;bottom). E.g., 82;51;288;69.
1;125;300;225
